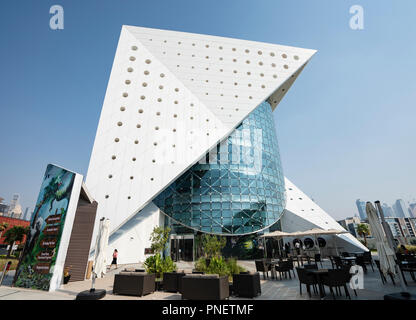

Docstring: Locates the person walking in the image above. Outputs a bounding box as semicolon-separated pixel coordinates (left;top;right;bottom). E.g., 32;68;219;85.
110;249;118;270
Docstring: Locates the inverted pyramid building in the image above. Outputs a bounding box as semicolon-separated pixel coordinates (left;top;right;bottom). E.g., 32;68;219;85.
85;26;365;263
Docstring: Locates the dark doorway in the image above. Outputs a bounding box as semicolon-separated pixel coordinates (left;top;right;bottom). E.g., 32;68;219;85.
170;236;194;261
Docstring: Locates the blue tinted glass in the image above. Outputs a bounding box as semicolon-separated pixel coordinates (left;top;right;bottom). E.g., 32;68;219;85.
153;101;286;235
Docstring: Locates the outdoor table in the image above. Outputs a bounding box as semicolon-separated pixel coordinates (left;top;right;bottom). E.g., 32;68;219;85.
306;269;329;298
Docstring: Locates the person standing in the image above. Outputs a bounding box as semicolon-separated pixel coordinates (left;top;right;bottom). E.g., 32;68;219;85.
110;249;118;270
295;241;300;255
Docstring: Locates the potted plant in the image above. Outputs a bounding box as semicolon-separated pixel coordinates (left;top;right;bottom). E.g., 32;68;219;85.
63;266;71;284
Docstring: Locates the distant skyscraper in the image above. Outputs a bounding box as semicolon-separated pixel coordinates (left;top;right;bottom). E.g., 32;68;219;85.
381;203;395;217
23;207;32;221
408;203;416;218
393;199;409;218
8;194;22;219
356;199;367;221
0;197;8;216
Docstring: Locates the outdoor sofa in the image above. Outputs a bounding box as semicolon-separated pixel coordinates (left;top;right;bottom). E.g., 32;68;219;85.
181;274;229;300
232;272;261;298
113;272;155;296
163;271;186;293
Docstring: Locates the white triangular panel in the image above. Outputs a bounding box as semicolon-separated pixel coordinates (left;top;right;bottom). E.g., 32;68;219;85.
125;26;316;129
281;177;368;252
86;25;316;240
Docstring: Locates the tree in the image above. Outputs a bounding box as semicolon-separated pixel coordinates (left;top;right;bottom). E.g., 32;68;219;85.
144;227;176;277
357;223;370;247
0;222;9;239
149;226;171;254
201;234;226;258
3;226;29;258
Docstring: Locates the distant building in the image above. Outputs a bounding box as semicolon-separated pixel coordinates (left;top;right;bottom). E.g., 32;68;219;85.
381;203;395;217
0;197;9;216
356;199;367;221
385;218;404;238
393;199;409;218
23;207;32;221
337;216;362;238
8;194;22;219
385;217;416;240
401;218;416;238
408;203;416;218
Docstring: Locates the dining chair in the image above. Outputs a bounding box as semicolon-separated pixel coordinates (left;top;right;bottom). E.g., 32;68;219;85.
296;267;318;298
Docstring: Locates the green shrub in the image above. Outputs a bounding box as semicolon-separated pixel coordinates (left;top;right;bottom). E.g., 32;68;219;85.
208;256;229;276
195;257;208;273
194;256;246;280
398;245;416;254
144;253;176;278
201;234;226;258
226;258;245;275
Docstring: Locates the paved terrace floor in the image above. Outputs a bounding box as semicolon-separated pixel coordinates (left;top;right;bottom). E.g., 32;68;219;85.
1;258;415;300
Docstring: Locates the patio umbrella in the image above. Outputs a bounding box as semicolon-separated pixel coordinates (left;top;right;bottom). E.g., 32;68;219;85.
365;202;397;278
93;218;110;279
259;231;299;258
289;228;349;257
259;230;294;238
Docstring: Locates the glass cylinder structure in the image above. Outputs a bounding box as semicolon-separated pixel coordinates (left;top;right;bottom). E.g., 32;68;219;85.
153;101;286;235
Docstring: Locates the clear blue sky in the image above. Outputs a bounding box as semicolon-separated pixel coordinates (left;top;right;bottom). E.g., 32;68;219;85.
1;0;415;220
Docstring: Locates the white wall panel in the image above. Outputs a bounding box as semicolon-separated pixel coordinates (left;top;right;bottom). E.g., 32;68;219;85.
281;177;368;252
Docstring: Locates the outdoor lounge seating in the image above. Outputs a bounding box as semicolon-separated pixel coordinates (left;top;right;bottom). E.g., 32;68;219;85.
275;261;293;280
313;254;323;268
321;269;352;300
332;256;344;269
355;256;368;273
362;252;374;271
303;263;318;270
232;272;261;298
296;267;318;297
113;272;155;297
255;260;271;279
399;262;416;285
163;272;186;293
181;274;229;300
374;259;395;285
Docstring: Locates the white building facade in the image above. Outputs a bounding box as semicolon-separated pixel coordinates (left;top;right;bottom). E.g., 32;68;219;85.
86;26;366;264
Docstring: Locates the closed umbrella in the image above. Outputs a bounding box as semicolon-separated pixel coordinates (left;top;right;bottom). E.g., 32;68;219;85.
93;218;110;279
366;202;397;277
76;218;109;300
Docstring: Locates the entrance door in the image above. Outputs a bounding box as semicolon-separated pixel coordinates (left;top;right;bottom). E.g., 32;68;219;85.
170;235;194;261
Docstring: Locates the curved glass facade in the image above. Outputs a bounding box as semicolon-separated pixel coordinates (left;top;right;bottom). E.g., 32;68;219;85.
153;101;286;235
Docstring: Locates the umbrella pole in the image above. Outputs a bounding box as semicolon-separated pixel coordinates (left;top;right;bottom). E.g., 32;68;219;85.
315;235;322;257
90;272;96;292
277;238;282;258
334;235;339;256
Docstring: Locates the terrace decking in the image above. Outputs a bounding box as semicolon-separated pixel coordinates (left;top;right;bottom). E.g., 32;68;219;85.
1;258;416;300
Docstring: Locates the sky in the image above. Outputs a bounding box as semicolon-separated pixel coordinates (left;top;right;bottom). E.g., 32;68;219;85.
0;0;415;220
